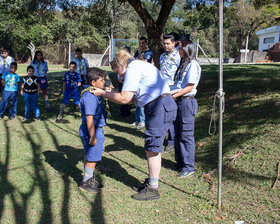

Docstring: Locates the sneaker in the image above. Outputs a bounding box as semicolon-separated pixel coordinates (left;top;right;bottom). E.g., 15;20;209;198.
23;117;28;121
79;177;103;193
165;144;174;152
131;184;160;201
132;178;148;192
178;170;195;178
10;116;15;120
35;117;41;121
136;122;145;130
56;115;62;122
130;122;139;127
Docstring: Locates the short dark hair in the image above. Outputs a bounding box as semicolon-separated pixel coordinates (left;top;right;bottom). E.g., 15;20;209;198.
27;65;34;72
123;46;131;54
76;48;82;53
1;48;8;53
87;67;107;85
169;32;179;41
70;61;77;67
139;36;147;43
10;62;17;67
163;34;176;42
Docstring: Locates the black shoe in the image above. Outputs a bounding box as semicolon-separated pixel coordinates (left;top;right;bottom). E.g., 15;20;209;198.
164;144;174;152
178;170;195;178
131;184;160;201
172;163;183;171
132;178;148;192
79;177;103;193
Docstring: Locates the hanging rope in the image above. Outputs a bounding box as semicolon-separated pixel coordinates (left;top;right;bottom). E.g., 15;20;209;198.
208;89;225;135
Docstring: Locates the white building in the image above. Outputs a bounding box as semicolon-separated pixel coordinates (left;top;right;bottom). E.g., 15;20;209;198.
256;25;280;52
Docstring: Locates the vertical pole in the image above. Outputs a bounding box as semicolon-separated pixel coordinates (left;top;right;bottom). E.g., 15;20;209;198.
68;39;71;65
196;39;199;59
218;0;224;209
245;33;249;64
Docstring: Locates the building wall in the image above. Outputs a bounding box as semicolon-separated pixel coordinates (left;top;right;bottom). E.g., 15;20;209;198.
257;31;280;52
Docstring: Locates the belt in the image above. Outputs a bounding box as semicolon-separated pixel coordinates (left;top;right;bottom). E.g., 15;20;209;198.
179;95;195;100
146;93;171;106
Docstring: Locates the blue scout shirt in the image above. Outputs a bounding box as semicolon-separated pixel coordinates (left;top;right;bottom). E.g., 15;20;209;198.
2;72;20;91
134;49;153;63
122;60;170;107
160;49;181;86
72;57;89;76
0;56;15;74
30;61;48;78
79;91;106;137
170;60;201;96
63;71;82;89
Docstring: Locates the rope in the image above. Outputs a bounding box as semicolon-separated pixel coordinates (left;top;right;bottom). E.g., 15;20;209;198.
208;89;225;135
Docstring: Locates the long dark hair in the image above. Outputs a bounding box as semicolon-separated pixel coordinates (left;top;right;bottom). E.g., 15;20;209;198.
180;40;196;65
174;40;197;81
32;51;45;64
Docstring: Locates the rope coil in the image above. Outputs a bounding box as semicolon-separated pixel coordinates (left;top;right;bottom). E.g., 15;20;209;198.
208;89;225;135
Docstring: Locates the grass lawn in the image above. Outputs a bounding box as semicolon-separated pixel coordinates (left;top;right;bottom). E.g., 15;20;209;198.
0;63;280;223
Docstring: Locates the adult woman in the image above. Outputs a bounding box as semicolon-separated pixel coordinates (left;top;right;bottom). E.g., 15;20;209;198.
171;40;201;177
92;50;177;201
30;51;49;111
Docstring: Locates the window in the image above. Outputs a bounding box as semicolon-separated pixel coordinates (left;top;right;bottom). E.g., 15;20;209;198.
263;37;275;44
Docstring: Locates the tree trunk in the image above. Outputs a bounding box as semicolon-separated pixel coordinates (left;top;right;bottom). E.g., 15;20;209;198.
126;0;176;68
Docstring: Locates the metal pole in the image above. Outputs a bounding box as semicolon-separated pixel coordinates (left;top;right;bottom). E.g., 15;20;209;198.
245;33;249;64
218;0;224;209
68;39;71;65
196;38;199;59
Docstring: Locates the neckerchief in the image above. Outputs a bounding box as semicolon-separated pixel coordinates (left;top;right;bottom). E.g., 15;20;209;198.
160;49;176;72
81;86;111;119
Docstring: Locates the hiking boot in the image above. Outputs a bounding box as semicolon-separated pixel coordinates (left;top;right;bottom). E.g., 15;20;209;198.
136;122;145;130
132;178;148;192
131;184;160;201
178;170;195;178
164;144;174;152
56;115;62;122
79;177;103;193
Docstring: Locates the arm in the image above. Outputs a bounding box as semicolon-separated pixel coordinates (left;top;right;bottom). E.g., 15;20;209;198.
1;79;4;87
20;83;24;95
172;84;194;99
78;82;81;87
86;115;96;145
92;88;134;105
37;82;40;95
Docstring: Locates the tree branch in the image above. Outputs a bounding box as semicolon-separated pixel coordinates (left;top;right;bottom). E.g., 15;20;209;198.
156;0;176;33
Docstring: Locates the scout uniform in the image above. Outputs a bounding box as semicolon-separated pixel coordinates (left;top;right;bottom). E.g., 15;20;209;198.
72;57;89;88
30;60;49;89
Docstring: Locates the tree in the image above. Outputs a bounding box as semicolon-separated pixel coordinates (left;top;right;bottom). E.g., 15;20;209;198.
123;0;176;67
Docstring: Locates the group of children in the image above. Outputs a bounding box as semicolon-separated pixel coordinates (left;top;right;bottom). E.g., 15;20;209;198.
0;48;90;122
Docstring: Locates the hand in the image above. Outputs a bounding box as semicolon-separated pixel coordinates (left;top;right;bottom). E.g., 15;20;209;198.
89;137;96;146
90;88;105;97
105;87;112;92
20;91;23;96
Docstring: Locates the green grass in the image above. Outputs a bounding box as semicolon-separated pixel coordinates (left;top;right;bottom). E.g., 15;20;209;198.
0;63;280;223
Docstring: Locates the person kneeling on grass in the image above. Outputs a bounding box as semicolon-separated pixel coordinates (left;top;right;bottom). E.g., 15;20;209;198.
56;61;82;122
79;67;107;193
21;65;41;121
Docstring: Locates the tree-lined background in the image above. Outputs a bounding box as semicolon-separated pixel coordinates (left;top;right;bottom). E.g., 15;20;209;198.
0;0;279;64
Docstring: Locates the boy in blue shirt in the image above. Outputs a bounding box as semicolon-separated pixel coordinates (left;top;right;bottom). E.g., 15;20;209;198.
0;62;20;120
56;61;82;121
0;48;15;94
79;67;106;193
